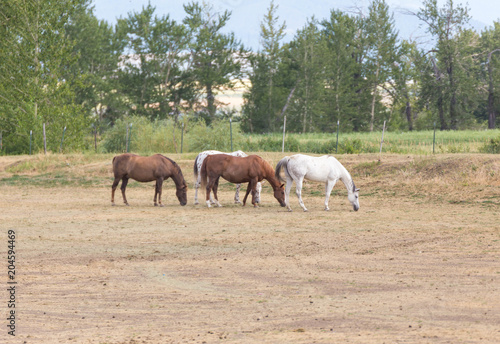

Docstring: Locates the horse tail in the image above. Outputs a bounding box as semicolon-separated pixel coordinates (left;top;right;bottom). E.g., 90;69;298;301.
193;154;200;178
200;155;210;190
275;156;290;183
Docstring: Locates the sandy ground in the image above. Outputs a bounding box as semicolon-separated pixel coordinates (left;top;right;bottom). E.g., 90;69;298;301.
1;154;499;343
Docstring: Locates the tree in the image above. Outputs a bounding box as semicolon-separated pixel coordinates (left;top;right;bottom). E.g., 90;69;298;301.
480;22;500;129
183;1;245;123
0;0;90;154
322;9;370;132
117;4;193;121
65;6;126;127
241;0;288;133
365;0;399;131
416;0;478;130
286;19;328;133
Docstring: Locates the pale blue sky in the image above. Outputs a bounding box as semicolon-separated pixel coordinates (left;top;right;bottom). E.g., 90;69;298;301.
92;0;500;50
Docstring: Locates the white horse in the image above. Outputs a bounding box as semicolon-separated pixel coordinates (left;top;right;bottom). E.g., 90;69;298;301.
275;154;360;212
193;150;262;205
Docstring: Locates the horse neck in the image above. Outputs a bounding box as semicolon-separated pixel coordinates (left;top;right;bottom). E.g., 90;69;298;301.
338;167;354;195
169;164;185;189
262;163;281;189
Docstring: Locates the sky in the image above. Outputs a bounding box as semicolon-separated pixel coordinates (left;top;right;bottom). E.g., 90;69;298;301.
92;0;500;51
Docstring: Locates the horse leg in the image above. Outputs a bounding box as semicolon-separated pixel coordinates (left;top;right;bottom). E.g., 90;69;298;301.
205;175;215;208
121;177;130;206
194;175;200;205
295;177;308;212
154;180;159;206
249;180;259;208
155;177;165;207
158;178;164;207
242;181;253;206
213;177;222;207
285;175;294;212
255;181;262;204
234;183;242;204
324;179;337;211
111;177;120;206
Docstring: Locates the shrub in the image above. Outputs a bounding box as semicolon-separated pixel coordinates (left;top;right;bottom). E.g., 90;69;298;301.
479;137;500;154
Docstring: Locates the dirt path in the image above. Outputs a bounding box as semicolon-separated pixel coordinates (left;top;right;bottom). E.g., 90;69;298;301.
1;177;498;343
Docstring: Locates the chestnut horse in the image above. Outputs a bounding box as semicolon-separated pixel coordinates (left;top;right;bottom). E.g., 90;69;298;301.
200;154;286;208
111;153;188;207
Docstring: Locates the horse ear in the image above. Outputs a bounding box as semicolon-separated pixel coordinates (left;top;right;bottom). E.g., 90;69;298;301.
355;188;360;192
280;184;285;188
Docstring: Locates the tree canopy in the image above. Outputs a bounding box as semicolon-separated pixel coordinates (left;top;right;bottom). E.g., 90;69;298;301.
1;0;500;153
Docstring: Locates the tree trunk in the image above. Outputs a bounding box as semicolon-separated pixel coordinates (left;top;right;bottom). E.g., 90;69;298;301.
448;61;458;130
405;97;413;131
206;83;216;120
370;62;380;132
487;49;500;129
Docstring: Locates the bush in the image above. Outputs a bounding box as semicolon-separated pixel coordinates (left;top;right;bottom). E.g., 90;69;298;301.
187;119;245;152
101;117;182;153
479;137;500;154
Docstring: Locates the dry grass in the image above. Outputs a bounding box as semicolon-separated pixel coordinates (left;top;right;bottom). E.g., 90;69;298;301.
1;152;499;343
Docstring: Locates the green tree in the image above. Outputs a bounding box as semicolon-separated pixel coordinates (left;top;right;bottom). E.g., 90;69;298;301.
322;9;370;132
0;0;90;154
65;6;126;127
241;0;288;133
416;0;478;130
286;19;328;133
183;1;245;123
479;21;500;129
365;0;399;131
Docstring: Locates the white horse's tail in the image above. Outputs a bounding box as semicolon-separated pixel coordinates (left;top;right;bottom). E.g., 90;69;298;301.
193;153;201;179
275;156;290;183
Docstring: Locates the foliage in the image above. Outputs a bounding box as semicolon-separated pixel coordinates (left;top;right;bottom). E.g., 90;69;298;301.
479;137;500;154
0;0;91;154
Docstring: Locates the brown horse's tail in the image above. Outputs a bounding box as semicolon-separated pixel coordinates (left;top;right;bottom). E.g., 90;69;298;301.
199;155;210;190
275;156;290;183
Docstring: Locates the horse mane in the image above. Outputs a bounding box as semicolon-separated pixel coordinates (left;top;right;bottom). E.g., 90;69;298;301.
160;155;185;180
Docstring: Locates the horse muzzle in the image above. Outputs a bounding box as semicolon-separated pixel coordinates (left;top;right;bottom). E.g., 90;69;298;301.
180;201;187;206
353;204;359;212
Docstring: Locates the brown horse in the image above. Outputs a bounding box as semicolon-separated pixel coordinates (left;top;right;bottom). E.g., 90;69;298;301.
200;154;286;208
111;153;188;207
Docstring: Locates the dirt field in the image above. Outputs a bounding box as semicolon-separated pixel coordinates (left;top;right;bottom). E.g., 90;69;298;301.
1;153;499;343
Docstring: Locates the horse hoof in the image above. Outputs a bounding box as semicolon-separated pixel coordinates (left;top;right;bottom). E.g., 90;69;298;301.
324;208;330;211
154;203;158;207
253;204;259;208
160;204;165;207
194;201;199;205
303;209;308;212
125;203;129;206
111;203;115;206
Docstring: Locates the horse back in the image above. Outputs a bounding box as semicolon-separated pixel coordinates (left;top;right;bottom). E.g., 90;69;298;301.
113;153;170;182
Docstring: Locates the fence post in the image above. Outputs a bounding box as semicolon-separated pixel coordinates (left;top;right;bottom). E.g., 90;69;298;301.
43;123;47;155
181;122;184;154
126;123;132;153
93;124;98;153
282;116;287;153
229;118;233;151
335;120;339;154
59;126;66;153
29;130;32;155
433;122;436;154
379;120;386;157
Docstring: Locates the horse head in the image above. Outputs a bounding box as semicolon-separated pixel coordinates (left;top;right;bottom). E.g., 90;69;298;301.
273;183;286;207
347;182;360;211
176;181;188;206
